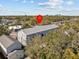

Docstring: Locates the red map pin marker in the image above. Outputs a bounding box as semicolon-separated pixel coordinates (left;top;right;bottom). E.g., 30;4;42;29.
36;15;43;25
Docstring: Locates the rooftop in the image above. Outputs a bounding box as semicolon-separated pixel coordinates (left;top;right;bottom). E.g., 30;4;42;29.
0;35;15;49
22;24;59;35
8;50;24;59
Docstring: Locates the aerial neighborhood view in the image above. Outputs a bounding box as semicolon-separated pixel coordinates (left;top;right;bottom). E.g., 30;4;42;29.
0;0;79;59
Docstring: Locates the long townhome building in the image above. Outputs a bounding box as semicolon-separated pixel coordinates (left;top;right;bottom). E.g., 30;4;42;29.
18;24;59;46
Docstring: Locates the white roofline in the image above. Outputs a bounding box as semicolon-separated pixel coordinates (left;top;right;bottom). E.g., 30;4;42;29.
21;24;59;35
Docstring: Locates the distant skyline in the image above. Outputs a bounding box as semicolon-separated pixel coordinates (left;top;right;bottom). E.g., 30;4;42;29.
0;0;79;16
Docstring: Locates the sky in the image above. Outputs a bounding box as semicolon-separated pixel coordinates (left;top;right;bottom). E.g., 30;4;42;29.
0;0;79;16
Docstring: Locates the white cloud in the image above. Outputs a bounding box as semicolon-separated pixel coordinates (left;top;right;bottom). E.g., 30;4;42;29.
38;0;64;8
38;0;76;12
14;0;34;3
37;0;79;15
38;2;50;6
49;0;63;6
38;0;65;15
13;0;34;4
13;0;27;3
0;4;8;11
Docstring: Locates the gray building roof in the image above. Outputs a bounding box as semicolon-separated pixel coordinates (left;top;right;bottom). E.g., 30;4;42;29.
0;35;14;49
8;50;24;59
22;24;59;35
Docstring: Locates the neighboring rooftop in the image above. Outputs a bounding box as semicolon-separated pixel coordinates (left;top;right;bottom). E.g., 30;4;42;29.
0;35;14;49
8;25;22;30
21;24;59;35
9;31;17;40
7;50;24;59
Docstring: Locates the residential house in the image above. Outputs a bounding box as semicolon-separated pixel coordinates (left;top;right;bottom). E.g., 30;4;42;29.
8;25;22;31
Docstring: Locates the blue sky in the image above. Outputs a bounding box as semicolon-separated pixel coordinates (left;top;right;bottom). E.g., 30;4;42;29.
0;0;79;15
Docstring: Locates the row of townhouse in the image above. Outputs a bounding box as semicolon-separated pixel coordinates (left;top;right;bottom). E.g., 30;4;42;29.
17;24;59;46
